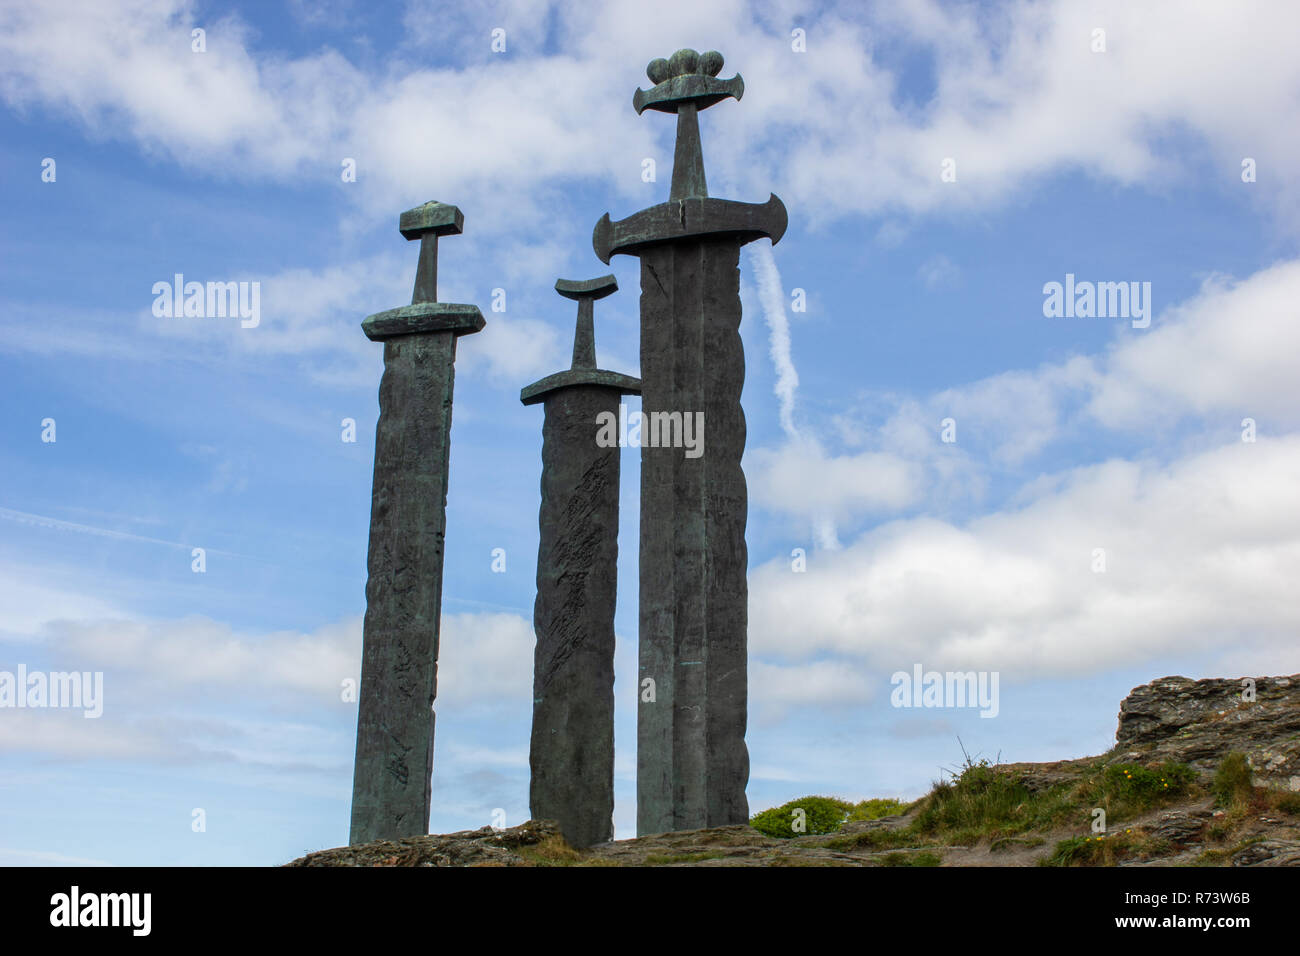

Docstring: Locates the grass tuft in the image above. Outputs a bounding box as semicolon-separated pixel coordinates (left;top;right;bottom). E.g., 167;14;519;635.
1211;752;1253;808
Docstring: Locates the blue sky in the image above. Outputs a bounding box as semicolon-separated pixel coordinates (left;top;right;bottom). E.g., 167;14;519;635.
2;0;1300;866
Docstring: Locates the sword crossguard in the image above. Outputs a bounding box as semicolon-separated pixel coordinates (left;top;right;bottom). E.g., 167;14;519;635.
361;200;484;340
520;275;641;405
593;194;787;264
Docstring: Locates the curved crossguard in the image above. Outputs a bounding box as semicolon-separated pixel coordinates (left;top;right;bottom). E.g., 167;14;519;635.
520;276;640;405
594;50;786;264
635;49;743;201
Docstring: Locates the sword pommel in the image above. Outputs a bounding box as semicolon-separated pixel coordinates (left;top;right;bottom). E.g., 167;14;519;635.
555;275;618;302
399;201;464;240
634;50;742;115
397;201;468;304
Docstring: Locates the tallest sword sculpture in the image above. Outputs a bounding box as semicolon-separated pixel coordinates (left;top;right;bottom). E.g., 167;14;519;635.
594;49;787;835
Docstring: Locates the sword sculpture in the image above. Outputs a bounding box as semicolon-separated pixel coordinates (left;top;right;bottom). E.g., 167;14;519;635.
593;49;787;834
522;276;640;847
350;201;485;845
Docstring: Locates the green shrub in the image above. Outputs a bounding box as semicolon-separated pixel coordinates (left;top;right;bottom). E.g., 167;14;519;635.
1211;753;1253;807
750;796;851;838
1099;761;1196;811
914;758;1033;836
847;797;908;822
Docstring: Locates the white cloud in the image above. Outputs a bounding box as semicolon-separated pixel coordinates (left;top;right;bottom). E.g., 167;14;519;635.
919;358;1099;466
0;558;125;640
40;614;360;702
917;254;959;289
748;435;922;547
749;657;873;723
0;249;567;387
29;607;535;708
3;0;1297;230
908;259;1300;463
1087;262;1300;429
0;709;194;761
436;611;534;708
0;594;535;765
750;435;1300;680
0;847;112;867
751;255;1300;545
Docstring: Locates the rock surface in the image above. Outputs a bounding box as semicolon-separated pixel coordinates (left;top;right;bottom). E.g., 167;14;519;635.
1113;674;1300;790
289;820;563;867
297;674;1300;866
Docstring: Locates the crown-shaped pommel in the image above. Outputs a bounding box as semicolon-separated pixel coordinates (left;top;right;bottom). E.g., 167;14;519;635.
633;49;744;115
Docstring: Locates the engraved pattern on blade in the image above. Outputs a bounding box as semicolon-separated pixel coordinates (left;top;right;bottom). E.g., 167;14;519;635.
609;53;774;836
529;387;621;848
350;200;480;847
523;275;637;849
350;333;457;844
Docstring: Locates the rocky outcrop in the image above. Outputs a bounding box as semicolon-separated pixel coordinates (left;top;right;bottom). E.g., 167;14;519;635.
1113;675;1300;790
290;673;1300;866
288;820;562;866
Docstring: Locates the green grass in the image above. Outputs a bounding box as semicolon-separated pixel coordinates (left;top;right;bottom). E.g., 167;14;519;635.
1191;835;1264;866
1043;835;1105;866
820;828;923;852
516;835;623;867
643;850;728;865
910;755;1096;845
990;835;1046;852
847;798;909;822
771;749;1202;865
877;850;942;867
817;755;1077;851
916;761;1033;837
1042;829;1172;867
1274;791;1300;815
1211;753;1253;807
1085;761;1198;818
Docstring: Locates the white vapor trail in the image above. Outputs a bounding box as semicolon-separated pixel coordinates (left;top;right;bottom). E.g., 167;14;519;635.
746;243;799;438
744;244;841;550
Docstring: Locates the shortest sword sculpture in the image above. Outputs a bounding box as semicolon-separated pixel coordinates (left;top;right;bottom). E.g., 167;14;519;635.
522;276;640;848
350;201;484;846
